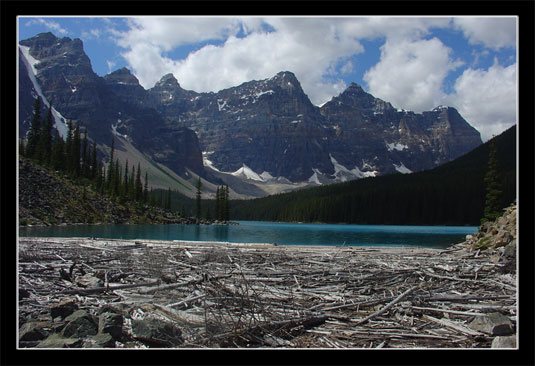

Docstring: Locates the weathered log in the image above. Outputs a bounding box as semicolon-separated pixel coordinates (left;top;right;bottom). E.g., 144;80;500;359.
47;280;160;295
139;274;232;295
354;286;417;325
423;314;484;337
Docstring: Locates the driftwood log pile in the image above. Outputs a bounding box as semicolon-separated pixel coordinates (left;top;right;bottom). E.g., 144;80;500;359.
18;232;516;349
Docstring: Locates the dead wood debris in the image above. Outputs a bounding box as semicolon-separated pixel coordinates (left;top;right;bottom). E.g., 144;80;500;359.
18;237;516;348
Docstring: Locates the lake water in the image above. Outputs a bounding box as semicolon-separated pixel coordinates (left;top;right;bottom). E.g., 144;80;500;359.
18;221;478;249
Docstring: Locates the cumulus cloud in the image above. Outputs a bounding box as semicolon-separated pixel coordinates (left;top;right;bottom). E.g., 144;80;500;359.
106;60;116;74
108;16;516;140
115;17;365;105
116;17;241;51
453;17;517;50
363;37;463;112
445;60;517;141
24;18;68;35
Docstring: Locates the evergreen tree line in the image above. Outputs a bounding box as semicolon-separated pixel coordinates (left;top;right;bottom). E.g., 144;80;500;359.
230;125;516;226
21;97;102;184
150;184;231;221
21;96;233;219
214;185;230;221
21;97;153;207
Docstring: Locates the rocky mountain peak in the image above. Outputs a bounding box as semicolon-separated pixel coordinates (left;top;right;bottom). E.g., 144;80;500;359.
110;67;133;75
324;82;385;112
347;82;365;92
152;73;180;89
19;31;484;196
20;32;92;74
433;105;450;112
103;67;140;86
20;32;57;51
270;71;301;89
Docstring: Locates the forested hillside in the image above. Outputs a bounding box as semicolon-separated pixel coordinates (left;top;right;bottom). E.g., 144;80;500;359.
230;125;516;226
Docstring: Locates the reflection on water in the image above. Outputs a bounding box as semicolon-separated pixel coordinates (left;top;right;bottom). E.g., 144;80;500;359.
19;221;477;249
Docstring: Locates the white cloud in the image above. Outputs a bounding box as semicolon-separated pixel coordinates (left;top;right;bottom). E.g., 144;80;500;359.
116;17;365;105
445;60;517;141
25;18;68;35
453;17;516;50
81;28;102;40
363;37;463;112
116;17;241;51
107;16;516;140
340;60;354;75
337;16;451;42
106;60;116;73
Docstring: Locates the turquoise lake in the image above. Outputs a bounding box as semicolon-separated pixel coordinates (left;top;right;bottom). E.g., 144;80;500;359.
18;221;478;249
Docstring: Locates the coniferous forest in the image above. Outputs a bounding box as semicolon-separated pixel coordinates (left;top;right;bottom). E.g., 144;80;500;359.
20;97;152;207
21;95;516;226
229;125;516;226
19;97;233;222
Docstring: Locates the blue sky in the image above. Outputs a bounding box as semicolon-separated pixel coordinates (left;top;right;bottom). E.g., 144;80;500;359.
18;16;517;141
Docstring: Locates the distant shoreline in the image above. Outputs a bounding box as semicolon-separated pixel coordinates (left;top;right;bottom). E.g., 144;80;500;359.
17;236;447;253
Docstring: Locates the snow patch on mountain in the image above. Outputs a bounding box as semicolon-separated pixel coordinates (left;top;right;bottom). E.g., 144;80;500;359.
217;99;227;111
231;164;264;181
433;105;449;112
330;155;377;181
19;45;68;139
20;45;40;75
393;162;412;174
385;141;408;152
111;121;128;139
260;171;274;181
308;169;323;185
202;151;221;172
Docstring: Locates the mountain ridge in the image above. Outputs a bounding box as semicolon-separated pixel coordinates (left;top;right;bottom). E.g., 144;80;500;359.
19;32;484;198
230;125;516;226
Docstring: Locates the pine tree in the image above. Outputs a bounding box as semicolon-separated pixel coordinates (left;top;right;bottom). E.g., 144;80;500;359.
223;185;230;221
91;141;97;179
129;164;136;201
50;130;65;171
143;172;149;203
135;163;143;201
195;177;202;219
95;161;104;193
38;104;53;165
481;138;503;224
166;187;172;210
123;160;129;200
64;120;73;173
114;158;121;199
107;137;115;191
26;96;42;159
214;187;221;221
81;128;89;177
72;124;81;177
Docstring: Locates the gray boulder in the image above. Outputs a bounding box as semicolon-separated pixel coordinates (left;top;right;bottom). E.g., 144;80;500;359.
19;321;50;342
468;312;514;336
61;310;98;338
50;298;78;319
491;335;517;348
131;316;183;347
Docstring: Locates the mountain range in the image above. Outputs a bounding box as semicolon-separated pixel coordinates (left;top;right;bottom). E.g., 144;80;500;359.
18;32;483;198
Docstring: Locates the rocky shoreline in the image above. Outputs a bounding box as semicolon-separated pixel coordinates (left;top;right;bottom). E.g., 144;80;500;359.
17;202;517;349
